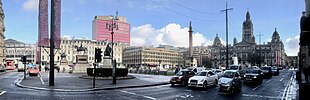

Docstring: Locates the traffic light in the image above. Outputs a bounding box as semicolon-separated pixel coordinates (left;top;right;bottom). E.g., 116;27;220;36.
95;48;102;63
21;56;27;64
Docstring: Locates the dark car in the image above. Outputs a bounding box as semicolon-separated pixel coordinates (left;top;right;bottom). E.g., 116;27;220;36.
244;68;264;84
271;66;279;76
0;65;5;72
218;70;242;94
261;66;272;78
278;66;283;70
170;70;196;86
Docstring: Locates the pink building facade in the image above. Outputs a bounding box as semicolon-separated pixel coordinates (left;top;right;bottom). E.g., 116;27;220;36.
92;16;130;44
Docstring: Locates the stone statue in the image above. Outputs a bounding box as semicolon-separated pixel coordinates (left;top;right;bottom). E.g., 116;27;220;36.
104;44;112;56
74;43;87;54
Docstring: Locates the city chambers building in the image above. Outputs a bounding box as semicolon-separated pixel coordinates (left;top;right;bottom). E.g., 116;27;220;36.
211;11;287;68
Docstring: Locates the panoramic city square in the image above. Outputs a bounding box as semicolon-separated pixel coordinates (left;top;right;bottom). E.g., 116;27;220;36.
0;0;308;100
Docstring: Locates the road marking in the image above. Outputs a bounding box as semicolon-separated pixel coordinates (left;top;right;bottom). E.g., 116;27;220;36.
253;79;272;90
242;94;281;99
143;96;156;100
252;84;262;90
265;79;272;83
0;91;6;96
280;78;283;82
40;77;45;84
120;90;136;95
120;90;156;100
282;74;295;100
39;72;45;84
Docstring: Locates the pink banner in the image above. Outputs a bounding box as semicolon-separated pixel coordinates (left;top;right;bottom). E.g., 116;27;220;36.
38;0;49;47
53;0;61;48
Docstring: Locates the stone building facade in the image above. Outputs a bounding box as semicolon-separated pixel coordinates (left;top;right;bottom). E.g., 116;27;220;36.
5;39;36;64
211;11;286;68
39;37;129;68
0;0;5;65
123;46;184;70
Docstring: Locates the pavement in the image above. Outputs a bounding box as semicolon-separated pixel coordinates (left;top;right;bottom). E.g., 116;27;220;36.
15;71;171;92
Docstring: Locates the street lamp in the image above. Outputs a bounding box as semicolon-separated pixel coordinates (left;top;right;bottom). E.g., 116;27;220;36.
106;12;119;84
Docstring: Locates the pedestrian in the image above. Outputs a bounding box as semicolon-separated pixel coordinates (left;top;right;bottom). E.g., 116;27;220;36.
57;67;60;73
62;67;65;73
174;67;179;74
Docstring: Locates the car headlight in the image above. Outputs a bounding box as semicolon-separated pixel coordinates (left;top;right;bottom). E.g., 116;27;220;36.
200;79;204;82
243;75;246;77
253;76;257;78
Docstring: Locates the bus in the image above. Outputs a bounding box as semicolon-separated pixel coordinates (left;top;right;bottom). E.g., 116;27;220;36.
6;60;15;70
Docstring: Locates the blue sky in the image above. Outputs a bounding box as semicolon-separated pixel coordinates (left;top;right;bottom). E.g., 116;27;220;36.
2;0;305;56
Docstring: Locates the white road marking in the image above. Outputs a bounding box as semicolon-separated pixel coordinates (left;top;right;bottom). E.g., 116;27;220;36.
39;72;45;84
120;90;136;95
242;94;281;99
265;79;272;83
279;78;283;82
253;79;272;90
143;96;156;100
120;90;156;100
0;91;6;96
281;74;294;100
252;85;262;91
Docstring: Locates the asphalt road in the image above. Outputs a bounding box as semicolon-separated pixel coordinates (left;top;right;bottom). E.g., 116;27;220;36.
0;69;295;100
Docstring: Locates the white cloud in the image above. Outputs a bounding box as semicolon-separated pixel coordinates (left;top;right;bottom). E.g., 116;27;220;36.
285;35;299;56
22;0;39;12
131;23;211;47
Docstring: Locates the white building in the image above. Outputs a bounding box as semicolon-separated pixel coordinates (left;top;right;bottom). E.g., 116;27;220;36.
39;37;129;68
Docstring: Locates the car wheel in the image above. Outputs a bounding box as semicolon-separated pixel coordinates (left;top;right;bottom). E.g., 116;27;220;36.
238;84;242;92
214;80;218;86
181;81;186;86
230;86;235;94
203;81;208;89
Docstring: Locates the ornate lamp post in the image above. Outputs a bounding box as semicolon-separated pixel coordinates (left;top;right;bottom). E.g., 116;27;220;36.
106;12;119;84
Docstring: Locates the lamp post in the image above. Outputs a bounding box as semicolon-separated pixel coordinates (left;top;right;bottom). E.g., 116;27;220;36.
106;12;119;84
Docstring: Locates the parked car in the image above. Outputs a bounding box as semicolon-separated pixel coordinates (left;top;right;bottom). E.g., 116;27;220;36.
0;65;5;72
170;70;196;86
278;66;283;70
218;70;242;94
261;66;272;78
212;69;223;78
188;70;218;88
226;65;247;78
185;67;198;73
28;66;39;76
244;68;264;85
271;66;279;76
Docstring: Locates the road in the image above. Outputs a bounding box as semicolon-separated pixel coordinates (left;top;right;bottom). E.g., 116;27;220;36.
0;69;295;100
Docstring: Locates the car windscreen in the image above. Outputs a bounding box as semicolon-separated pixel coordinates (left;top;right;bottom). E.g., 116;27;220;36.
222;71;234;78
227;66;238;70
246;70;260;74
271;67;277;70
176;71;186;76
196;72;207;76
261;67;269;70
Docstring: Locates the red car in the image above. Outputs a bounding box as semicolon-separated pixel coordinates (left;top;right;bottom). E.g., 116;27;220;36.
170;70;196;86
28;67;39;76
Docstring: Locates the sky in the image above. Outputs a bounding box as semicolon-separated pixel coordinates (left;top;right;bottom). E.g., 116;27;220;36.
2;0;305;56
